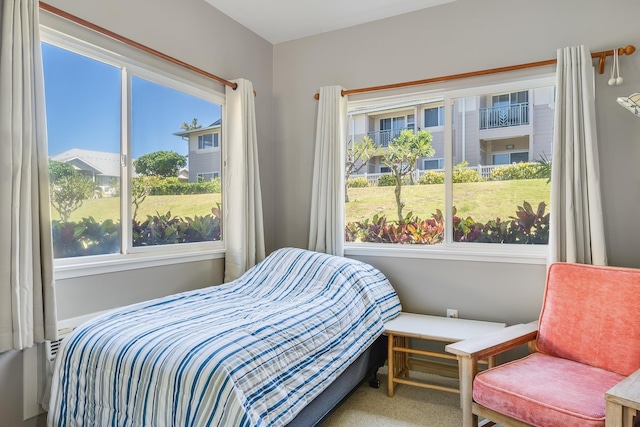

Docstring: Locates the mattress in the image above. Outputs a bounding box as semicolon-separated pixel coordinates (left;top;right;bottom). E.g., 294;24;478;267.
47;247;401;426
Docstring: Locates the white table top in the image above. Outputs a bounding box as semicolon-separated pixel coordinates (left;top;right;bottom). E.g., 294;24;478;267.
384;312;506;342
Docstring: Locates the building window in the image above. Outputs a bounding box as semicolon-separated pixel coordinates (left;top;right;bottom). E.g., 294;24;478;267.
345;78;554;252
493;152;529;165
198;133;219;150
42;34;224;260
423;158;444;170
197;172;219;182
424;106;444;127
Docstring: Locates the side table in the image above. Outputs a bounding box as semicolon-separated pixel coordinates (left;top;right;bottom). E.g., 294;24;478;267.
384;312;506;397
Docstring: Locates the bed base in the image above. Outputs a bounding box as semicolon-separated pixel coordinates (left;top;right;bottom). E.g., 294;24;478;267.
286;334;388;426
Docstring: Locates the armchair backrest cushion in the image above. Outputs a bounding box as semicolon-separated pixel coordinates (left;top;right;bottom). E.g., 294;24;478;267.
536;262;640;376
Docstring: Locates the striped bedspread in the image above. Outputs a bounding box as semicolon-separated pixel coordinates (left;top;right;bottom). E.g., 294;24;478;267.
47;248;401;427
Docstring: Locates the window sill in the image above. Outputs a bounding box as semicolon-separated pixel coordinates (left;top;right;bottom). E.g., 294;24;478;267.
345;243;548;265
54;248;225;280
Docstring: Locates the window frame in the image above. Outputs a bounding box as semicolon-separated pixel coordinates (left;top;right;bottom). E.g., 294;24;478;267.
197;132;220;151
423;105;445;128
423;158;445;170
41;25;227;279
345;74;555;265
492;151;529;165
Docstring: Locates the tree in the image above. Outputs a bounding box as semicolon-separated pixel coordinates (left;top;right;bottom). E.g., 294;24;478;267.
345;136;381;202
131;175;162;220
49;160;97;222
381;130;435;221
133;151;187;178
180;118;201;131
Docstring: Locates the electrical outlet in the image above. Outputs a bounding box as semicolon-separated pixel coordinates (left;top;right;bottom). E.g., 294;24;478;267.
446;309;458;318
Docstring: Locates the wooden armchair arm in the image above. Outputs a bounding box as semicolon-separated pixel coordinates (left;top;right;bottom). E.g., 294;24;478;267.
446;321;539;427
445;321;539;361
605;367;640;427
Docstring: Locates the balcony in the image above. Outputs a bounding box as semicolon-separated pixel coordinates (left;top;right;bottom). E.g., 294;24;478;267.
367;126;414;148
479;102;529;130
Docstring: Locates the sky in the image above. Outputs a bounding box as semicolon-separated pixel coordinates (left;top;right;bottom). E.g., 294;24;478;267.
42;42;221;159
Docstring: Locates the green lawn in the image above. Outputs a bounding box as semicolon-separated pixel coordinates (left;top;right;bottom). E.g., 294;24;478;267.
55;193;222;223
346;179;550;223
55;179;549;225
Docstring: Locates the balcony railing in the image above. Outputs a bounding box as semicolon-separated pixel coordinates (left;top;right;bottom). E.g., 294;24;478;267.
367;126;414;147
479;102;529;130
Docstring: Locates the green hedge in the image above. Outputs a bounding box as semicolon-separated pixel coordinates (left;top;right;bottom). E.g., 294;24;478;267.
490;163;542;181
149;177;221;195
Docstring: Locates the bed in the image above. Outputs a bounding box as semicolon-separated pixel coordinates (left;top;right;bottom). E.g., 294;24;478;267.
47;247;401;426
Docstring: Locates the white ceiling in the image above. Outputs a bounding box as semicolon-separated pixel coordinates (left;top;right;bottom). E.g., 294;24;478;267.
203;0;457;44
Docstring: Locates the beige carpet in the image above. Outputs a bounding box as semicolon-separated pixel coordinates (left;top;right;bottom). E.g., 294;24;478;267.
323;369;463;426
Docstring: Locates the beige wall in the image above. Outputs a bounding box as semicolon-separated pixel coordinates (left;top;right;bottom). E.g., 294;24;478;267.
3;0;640;425
0;0;273;425
273;0;640;324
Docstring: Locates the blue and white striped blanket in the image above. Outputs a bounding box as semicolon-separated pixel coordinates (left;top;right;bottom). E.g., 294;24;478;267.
47;248;401;427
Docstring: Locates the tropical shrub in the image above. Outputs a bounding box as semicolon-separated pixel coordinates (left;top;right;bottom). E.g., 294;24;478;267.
451;161;483;183
345;201;549;245
489;162;542;181
377;174;396;187
149;177;221;195
345;211;444;244
132;210;221;246
347;177;370;188
418;171;444;185
51;205;222;258
51;217;120;258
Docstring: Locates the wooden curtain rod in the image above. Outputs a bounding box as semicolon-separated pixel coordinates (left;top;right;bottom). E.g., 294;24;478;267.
313;45;636;100
39;2;238;91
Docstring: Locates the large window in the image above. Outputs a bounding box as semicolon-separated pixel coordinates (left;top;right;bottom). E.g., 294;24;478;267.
42;34;224;262
345;77;554;258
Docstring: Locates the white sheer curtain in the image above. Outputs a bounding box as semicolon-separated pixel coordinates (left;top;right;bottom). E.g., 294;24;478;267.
308;86;348;256
224;78;265;281
0;0;58;353
549;45;607;265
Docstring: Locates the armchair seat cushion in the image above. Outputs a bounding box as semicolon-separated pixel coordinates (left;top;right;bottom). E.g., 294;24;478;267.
473;352;625;427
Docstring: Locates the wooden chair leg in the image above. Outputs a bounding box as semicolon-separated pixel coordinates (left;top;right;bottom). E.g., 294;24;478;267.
458;355;479;427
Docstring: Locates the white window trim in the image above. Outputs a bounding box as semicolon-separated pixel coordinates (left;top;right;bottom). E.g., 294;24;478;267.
54;249;225;280
345;243;548;265
41;24;227;278
346;74;555;264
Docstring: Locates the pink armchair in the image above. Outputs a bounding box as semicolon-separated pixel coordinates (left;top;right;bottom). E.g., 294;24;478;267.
446;262;640;427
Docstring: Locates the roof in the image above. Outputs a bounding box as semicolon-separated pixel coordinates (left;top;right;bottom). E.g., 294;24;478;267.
173;118;222;137
50;148;121;177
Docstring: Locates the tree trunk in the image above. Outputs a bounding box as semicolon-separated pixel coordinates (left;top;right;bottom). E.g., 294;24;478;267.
394;175;403;221
345;180;350;203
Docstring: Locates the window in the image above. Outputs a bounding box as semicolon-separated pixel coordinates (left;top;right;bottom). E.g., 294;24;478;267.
493;152;529;165
424;106;444;127
42;32;224;262
197;172;219;182
423;158;444;170
345;77;554;259
492;90;528;107
198;133;219;150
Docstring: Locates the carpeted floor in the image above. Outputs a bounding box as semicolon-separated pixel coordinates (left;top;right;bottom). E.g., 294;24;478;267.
323;368;463;426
